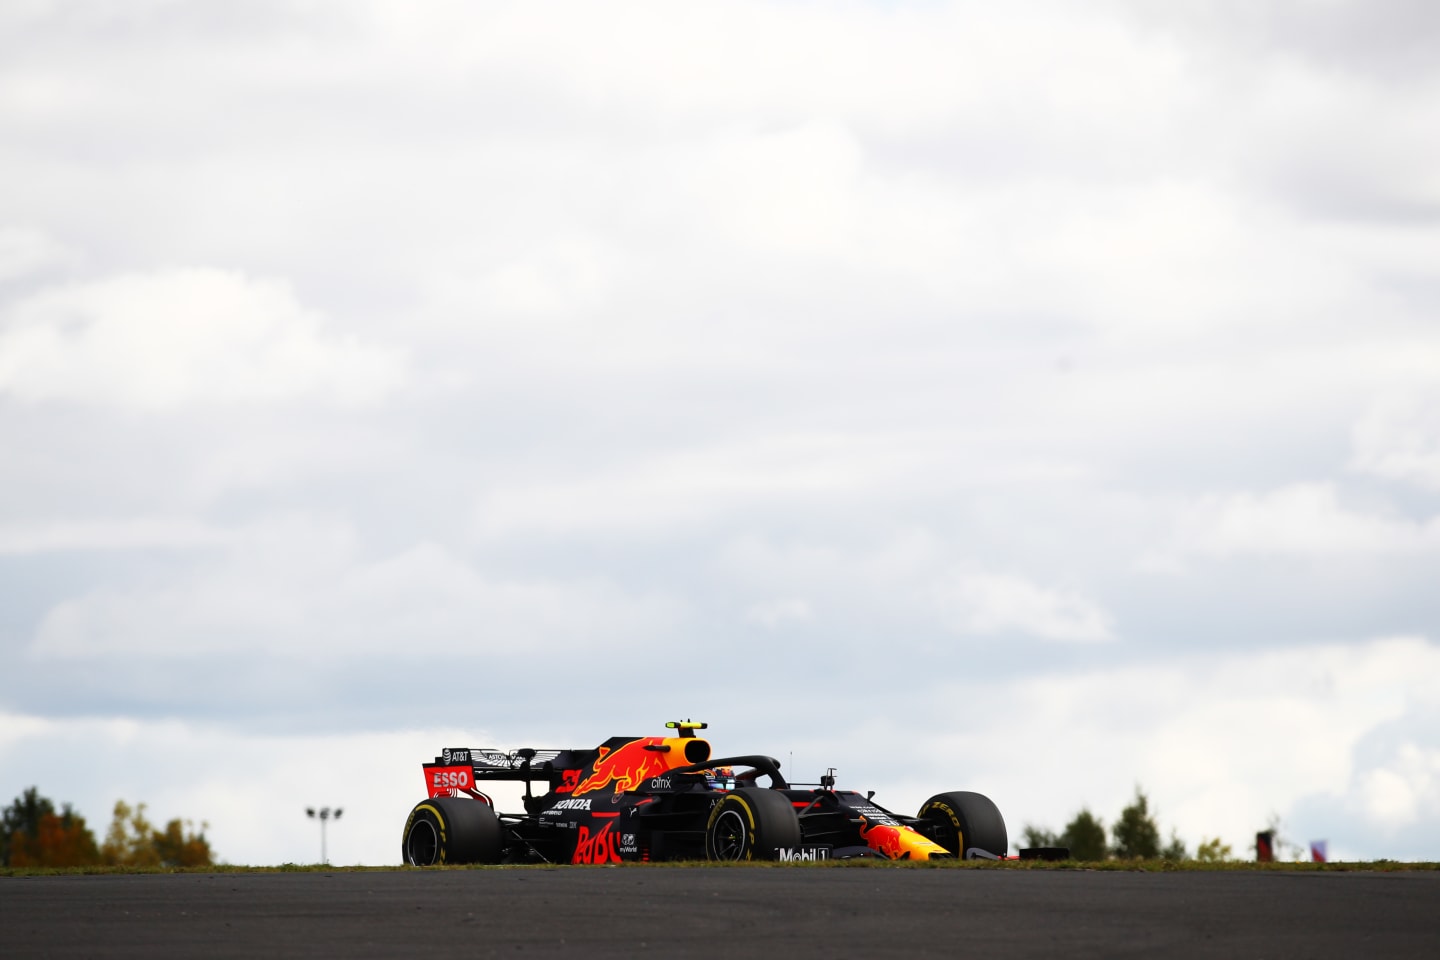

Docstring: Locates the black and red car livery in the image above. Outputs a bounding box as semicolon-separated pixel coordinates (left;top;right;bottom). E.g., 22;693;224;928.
401;722;1059;865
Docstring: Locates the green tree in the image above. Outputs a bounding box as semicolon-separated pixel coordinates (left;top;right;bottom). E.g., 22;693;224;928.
1111;787;1161;859
102;800;159;866
2;787;55;866
1021;810;1107;859
1021;825;1060;848
102;800;214;868
10;809;101;867
1061;809;1108;861
1160;829;1187;861
3;788;101;867
152;817;213;867
1195;836;1233;862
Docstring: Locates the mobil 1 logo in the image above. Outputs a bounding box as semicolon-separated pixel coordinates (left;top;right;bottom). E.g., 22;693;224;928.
777;846;831;862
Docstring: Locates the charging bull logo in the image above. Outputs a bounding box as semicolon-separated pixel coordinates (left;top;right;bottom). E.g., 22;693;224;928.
859;817;950;861
573;739;675;796
572;822;623;864
859;817;909;860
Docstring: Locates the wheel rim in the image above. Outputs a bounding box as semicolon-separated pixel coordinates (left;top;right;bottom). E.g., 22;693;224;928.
712;809;749;860
923;806;962;856
407;819;440;865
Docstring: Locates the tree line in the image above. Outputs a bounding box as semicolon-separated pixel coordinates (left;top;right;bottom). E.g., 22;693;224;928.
2;787;214;868
1023;786;1233;861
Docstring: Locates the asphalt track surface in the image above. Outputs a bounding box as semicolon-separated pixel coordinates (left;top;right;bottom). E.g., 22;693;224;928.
4;866;1438;959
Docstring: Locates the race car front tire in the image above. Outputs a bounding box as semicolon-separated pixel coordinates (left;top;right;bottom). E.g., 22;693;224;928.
918;791;1008;859
402;797;502;866
705;789;802;861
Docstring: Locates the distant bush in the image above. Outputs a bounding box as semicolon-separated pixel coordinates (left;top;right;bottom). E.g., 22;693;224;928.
102;800;213;868
2;788;213;868
3;788;101;868
1023;786;1183;861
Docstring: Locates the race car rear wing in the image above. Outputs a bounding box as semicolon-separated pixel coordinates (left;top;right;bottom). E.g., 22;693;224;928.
456;748;563;772
422;746;599;805
428;747;596;782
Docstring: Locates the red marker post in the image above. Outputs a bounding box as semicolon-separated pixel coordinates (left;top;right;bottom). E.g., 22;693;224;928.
1256;831;1275;863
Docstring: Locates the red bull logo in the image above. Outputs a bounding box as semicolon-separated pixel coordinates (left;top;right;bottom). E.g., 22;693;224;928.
859;816;950;861
859;818;909;860
572;822;622;864
573;737;706;795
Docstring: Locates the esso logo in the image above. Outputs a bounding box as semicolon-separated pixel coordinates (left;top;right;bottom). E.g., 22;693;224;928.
432;770;470;788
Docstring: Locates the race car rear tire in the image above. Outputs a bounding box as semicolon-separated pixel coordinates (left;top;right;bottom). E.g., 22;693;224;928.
918;791;1008;859
705;789;802;861
402;797;502;866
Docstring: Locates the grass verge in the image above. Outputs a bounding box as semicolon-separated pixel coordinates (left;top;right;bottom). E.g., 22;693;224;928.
4;859;1438;877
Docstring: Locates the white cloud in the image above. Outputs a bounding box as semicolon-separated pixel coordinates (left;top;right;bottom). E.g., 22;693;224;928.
0;515;231;554
0;226;70;283
744;597;813;629
714;531;1124;646
1358;765;1424;826
0;268;407;409
27;519;681;660
1352;391;1440;491
697;120;863;257
934;573;1115;642
474;433;926;539
1168;483;1440;559
461;238;617;321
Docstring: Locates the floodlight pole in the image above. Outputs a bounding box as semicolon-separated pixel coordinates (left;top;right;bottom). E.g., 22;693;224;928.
305;806;344;864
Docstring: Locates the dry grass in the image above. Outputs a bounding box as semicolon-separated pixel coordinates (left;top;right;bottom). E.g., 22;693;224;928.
5;858;1437;877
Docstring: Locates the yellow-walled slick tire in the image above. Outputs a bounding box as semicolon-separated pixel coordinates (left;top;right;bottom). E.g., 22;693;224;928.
918;791;1008;859
401;797;502;866
705;789;802;861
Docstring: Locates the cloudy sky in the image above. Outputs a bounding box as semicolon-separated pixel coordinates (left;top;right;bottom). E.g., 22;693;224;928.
3;0;1439;866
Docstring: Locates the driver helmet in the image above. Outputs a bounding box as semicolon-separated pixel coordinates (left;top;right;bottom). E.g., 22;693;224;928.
704;765;735;789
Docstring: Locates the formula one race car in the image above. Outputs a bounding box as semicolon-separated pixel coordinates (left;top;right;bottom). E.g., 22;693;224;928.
401;722;1060;865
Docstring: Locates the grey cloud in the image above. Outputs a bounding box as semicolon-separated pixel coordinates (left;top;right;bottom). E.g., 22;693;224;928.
3;0;1440;859
1122;0;1440;82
